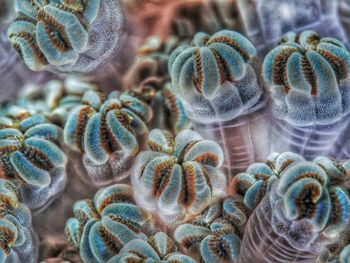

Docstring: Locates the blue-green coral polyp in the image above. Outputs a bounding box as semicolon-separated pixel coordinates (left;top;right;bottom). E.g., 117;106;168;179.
65;184;153;263
0;179;37;263
0;114;66;180
0;107;67;209
131;129;226;224
229;152;304;211
263;30;350;126
239;152;350;262
64;89;152;184
175;196;247;263
168;29;263;123
169;30;256;99
7;0;100;71
64;90;151;161
276;160;350;234
107;232;196;263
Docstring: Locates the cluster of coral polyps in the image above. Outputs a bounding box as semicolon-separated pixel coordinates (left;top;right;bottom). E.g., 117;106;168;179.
1;0;350;262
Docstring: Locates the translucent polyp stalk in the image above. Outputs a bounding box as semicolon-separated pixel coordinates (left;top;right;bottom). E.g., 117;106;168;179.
238;191;323;263
168;30;269;179
336;142;350;161
192;97;271;179
271;118;347;161
20;166;67;212
64;148;135;187
33;161;98;255
327;117;350;161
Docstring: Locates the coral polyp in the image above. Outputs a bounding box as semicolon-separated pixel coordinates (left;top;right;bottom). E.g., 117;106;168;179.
8;0;127;74
125;35;181;89
0;106;67;210
264;30;350;125
8;0;99;71
169;29;259;108
264;30;350;160
108;232;196;263
169;29;271;176
131;129;226;224
0;179;37;263
239;153;350;262
17;77;99;126
65;184;154;263
64;90;152;185
125;36;191;134
126;80;191;135
238;0;347;56
175;196;247;263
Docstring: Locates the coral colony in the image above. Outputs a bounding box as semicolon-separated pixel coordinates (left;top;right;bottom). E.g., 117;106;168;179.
2;1;350;263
